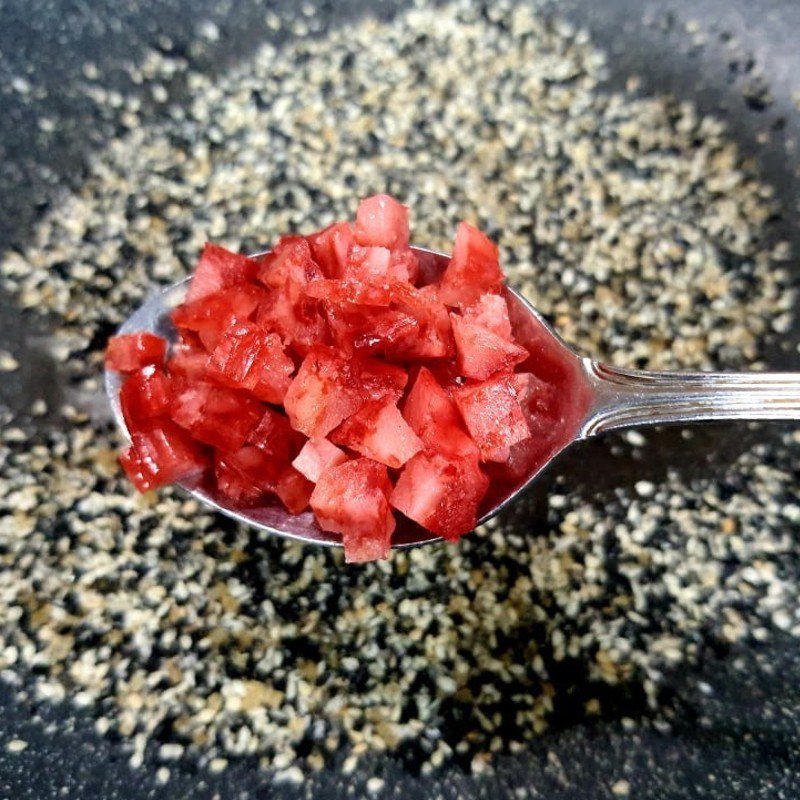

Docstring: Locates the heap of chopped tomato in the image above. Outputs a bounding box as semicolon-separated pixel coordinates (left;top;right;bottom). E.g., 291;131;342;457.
109;195;567;562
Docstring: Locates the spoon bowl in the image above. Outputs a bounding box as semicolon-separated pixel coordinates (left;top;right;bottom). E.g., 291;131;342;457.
106;247;800;550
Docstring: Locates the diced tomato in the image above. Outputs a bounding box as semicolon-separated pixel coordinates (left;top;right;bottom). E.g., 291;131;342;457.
120;419;207;492
356;357;408;404
344;244;392;283
389;283;453;358
167;330;209;379
110;195;564;559
306;279;393;307
307;222;354;278
391;450;488;540
172;382;263;451
119;365;172;428
332;400;423;468
438;222;503;307
172;283;265;351
462;294;512;340
257;236;323;296
389;249;419;284
215;445;284;506
248;407;304;462
353;195;409;250
310;458;395;563
292;437;348;483
185;242;259;303
326;304;419;358
275;467;314;514
497;372;562;479
283;347;367;438
450;313;528;380
215;451;267;506
342;245;419;284
402;367;478;460
256;286;330;357
453;375;531;463
511;372;557;419
207;322;295;404
106;332;167;373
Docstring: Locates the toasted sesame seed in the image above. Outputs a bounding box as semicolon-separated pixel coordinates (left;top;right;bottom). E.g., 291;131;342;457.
0;0;797;785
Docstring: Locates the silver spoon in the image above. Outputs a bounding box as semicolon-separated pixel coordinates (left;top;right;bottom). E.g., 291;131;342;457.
105;246;800;550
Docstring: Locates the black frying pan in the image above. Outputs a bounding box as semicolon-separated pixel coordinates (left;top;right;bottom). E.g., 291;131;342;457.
1;1;799;798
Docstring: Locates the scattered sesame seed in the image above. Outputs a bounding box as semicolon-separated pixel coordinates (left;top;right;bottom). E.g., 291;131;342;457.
0;350;19;371
0;0;797;785
612;778;631;796
7;739;28;754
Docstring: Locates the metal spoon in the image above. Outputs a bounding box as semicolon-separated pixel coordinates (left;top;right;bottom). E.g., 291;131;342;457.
105;246;800;549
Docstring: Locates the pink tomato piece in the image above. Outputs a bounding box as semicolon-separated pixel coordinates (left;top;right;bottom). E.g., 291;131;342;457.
391;450;488;541
462;293;513;340
292;437;348;483
119;365;173;428
120;419;207;492
331;400;423;469
106;332;167;373
185;242;259;304
453;375;531;463
438;222;503;307
450;313;528;380
353;194;410;250
310;458;395;563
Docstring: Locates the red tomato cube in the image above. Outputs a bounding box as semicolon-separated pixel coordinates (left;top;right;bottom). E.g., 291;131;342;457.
307;222;353;278
389;249;419;284
453;375;531;462
120;419;207;492
353;195;409;250
292;437;348;483
275;467;314;514
248;407;304;462
391;451;488;540
438;222;503;307
167;330;209;379
284;347;408;438
326;304;419;358
215;451;267;506
106;332;167;373
331;400;423;468
310;458;395;563
172;284;265;351
172;382;263;451
357;357;408;404
208;322;295;404
306;279;393;307
462;294;512;340
500;373;562;479
402;367;478;460
450;313;528;380
185;242;259;304
119;365;172;428
283;348;367;438
257;236;323;294
344;245;392;283
389;283;453;359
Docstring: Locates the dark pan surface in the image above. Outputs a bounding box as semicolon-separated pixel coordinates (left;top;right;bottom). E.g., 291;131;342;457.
0;1;799;798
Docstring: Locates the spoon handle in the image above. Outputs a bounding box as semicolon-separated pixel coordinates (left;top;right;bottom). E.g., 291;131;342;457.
581;361;800;436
